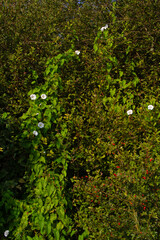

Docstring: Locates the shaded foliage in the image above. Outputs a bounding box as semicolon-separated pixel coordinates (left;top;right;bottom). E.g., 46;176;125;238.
0;0;160;239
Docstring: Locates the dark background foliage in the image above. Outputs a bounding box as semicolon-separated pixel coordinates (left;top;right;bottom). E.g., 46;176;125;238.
0;0;160;239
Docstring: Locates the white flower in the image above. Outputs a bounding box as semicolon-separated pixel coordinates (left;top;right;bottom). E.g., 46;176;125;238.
33;130;38;136
101;24;108;31
75;50;80;55
127;110;133;115
41;94;47;99
4;230;9;237
38;122;44;128
148;105;154;110
30;94;36;100
36;113;39;115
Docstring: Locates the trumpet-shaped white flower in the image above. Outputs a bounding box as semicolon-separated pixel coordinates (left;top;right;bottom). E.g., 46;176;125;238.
38;122;44;128
148;105;154;110
127;110;133;115
101;24;108;31
75;50;80;55
30;94;36;100
33;130;38;136
4;230;9;237
101;27;105;31
41;94;47;99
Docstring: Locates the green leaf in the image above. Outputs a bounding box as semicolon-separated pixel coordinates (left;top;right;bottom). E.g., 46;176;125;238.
122;80;126;87
56;221;64;231
47;221;52;235
31;70;38;80
52;98;57;107
78;235;83;240
41;206;45;214
39;156;46;164
55;54;62;60
33;236;40;240
123;97;127;104
106;75;112;84
50;213;57;223
56;140;61;149
46;66;51;76
52;109;57;116
42;176;48;189
106;63;112;72
133;77;140;87
71;230;77;237
59;174;64;181
44;109;52;121
48;184;56;196
27;236;32;240
56;206;65;220
55;157;62;163
2;112;8;119
102;96;107;106
62;169;67;177
44;121;51;131
126;46;130;55
52;199;58;207
110;88;116;97
52;65;58;74
119;71;123;77
38;198;43;207
32;87;41;93
54;229;60;240
60;59;65;66
39;217;44;234
61;130;67;138
93;44;98;53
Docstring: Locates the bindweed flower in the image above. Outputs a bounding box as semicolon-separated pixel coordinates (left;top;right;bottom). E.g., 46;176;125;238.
30;94;36;100
127;110;133;115
41;94;47;99
33;130;38;136
148;105;154;110
75;50;80;55
38;122;44;128
4;230;9;237
101;24;108;31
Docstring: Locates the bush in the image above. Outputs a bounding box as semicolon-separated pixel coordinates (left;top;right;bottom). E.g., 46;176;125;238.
0;0;160;239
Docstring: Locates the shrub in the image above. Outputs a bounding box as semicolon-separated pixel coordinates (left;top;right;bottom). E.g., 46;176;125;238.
0;0;159;238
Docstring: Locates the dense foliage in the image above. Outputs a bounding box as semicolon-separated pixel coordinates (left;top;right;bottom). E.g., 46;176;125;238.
0;0;160;239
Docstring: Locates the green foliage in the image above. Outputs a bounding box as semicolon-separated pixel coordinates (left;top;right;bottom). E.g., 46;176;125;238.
0;0;160;239
72;105;160;239
0;50;88;239
0;0;111;118
10;51;80;239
